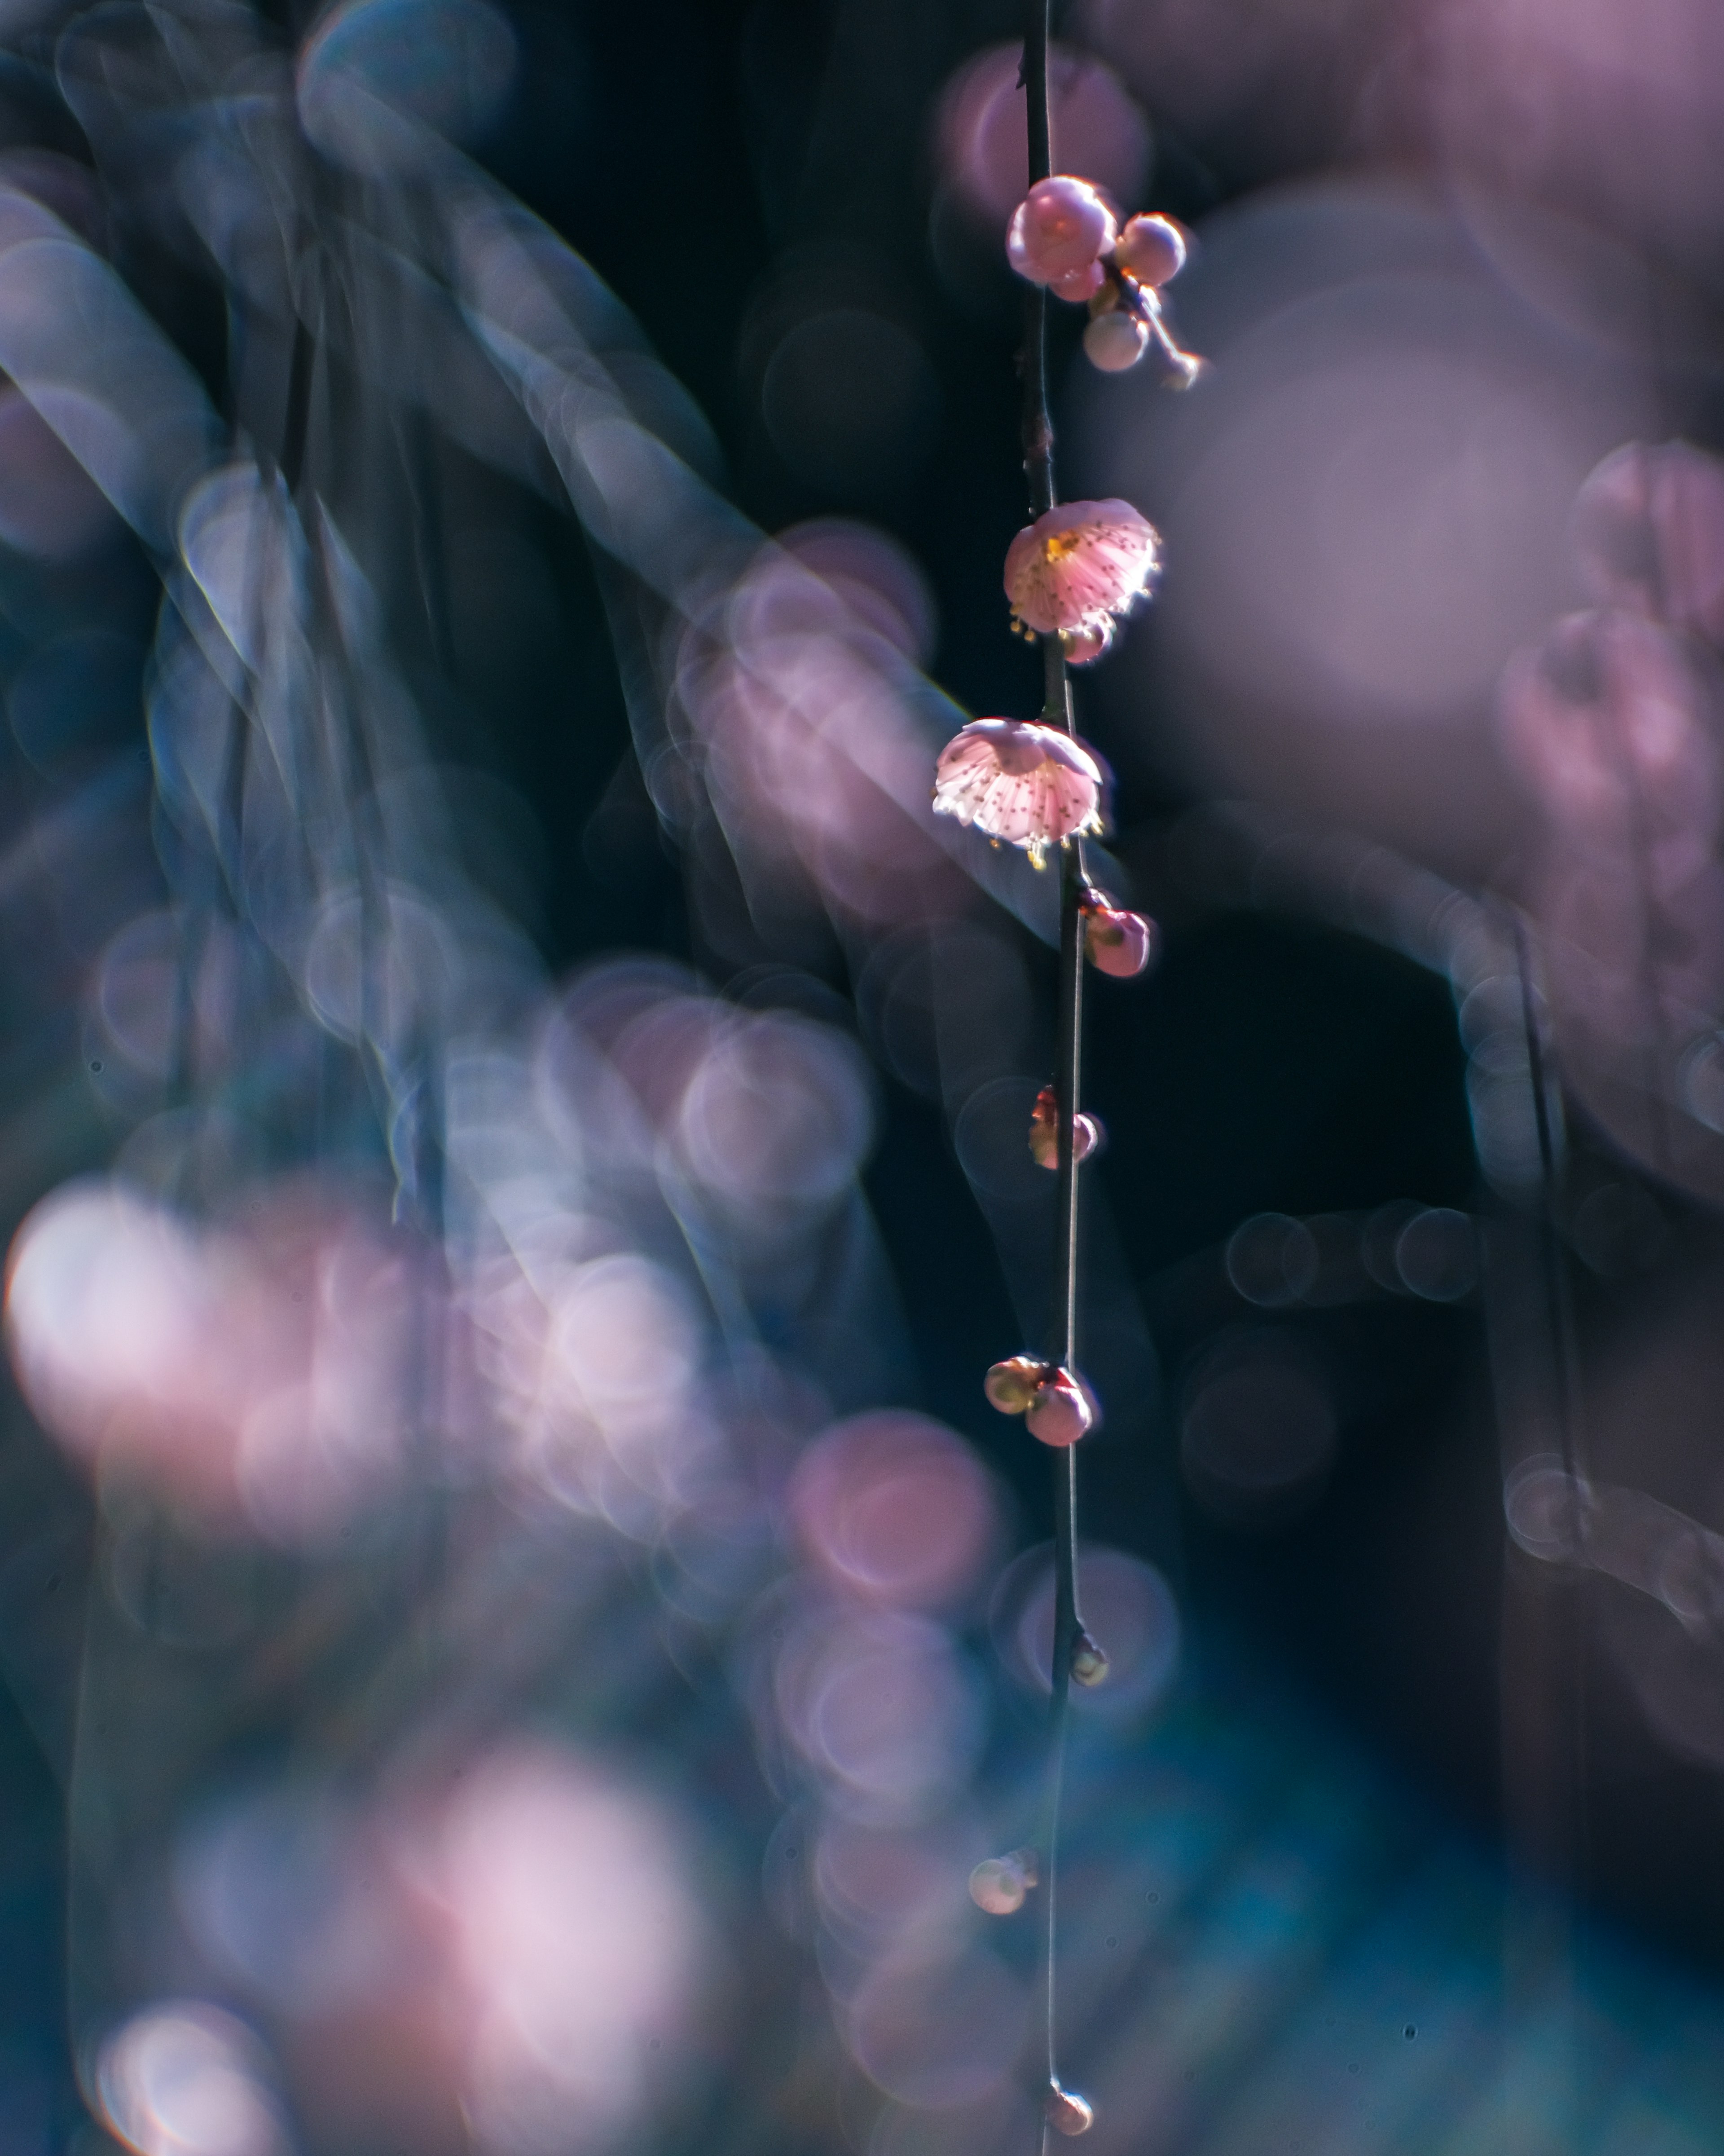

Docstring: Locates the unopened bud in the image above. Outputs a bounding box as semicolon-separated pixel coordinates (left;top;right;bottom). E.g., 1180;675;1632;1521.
985;1354;1048;1416
968;1849;1037;1914
1029;1086;1103;1170
1081;898;1156;978
1025;1368;1096;1448
1071;1629;1110;1687
1082;309;1149;372
1045;2083;1094;2136
1062;619;1114;666
1113;212;1187;287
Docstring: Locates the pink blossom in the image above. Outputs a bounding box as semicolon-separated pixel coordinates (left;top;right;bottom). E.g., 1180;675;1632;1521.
1080;895;1156;976
932;718;1105;868
1113;213;1187;287
1004;499;1161;639
1025;1368;1095;1448
1082;309;1148;371
1006;176;1117;283
1029;1085;1101;1169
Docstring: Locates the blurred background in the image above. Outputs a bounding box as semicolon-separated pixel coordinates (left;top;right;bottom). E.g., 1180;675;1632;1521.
4;0;1724;2149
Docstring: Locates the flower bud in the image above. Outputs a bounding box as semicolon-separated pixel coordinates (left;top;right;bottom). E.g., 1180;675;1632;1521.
1114;213;1187;287
1045;2084;1094;2137
1082;309;1149;372
1062;619;1114;666
1029;1086;1102;1171
1071;1629;1110;1687
1082;899;1156;978
968;1850;1036;1914
1025;1369;1095;1448
1007;176;1118;284
985;1354;1047;1415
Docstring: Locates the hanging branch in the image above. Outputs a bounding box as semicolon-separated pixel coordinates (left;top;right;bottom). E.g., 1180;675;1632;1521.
929;8;1205;2143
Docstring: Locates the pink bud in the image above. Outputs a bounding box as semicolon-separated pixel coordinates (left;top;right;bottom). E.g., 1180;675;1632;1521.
1029;1085;1102;1171
968;1851;1036;1914
1025;1369;1095;1448
1082;900;1155;977
1045;2084;1094;2136
1114;213;1187;287
1082;309;1149;371
985;1354;1048;1415
1051;260;1106;304
1007;176;1117;284
1062;618;1113;665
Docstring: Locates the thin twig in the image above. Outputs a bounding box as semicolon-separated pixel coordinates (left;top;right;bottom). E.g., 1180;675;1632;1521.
1022;0;1087;2129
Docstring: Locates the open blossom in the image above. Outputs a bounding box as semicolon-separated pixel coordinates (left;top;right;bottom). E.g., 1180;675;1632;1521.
932;718;1104;868
1007;176;1117;283
1005;499;1160;639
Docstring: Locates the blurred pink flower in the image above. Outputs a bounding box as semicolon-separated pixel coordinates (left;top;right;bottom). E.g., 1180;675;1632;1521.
1006;176;1117;283
1571;440;1724;648
932;718;1105;867
1004;499;1160;638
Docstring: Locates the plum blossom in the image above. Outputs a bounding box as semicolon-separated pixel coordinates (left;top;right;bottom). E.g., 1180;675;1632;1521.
931;717;1105;868
1005;498;1161;643
1006;176;1117;283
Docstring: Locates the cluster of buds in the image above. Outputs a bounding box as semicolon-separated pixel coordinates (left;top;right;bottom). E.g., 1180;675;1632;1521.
984;1354;1097;1447
1007;176;1201;383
